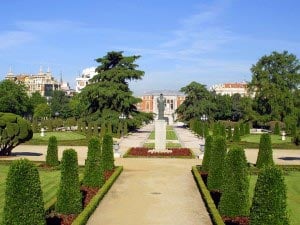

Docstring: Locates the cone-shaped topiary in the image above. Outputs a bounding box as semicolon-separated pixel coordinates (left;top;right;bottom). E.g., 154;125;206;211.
227;126;232;141
250;166;289;225
102;133;114;171
245;123;250;134
3;159;45;225
201;135;213;173
207;135;227;191
239;123;245;136
219;146;250;217
83;138;105;188
233;124;241;142
46;136;59;166
56;149;82;214
256;134;274;168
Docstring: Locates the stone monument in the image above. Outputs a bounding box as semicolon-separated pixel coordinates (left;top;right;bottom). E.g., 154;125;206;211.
154;94;167;151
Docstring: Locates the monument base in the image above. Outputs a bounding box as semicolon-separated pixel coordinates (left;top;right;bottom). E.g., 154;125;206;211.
155;119;166;151
148;149;172;154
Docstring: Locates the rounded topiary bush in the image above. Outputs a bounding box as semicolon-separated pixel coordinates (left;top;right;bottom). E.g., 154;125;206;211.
102;133;115;171
207;135;227;191
219;146;250;217
3;159;45;225
56;149;82;214
46;136;59;166
201;135;213;173
250;166;289;225
83;137;105;188
256;134;274;169
233;124;241;142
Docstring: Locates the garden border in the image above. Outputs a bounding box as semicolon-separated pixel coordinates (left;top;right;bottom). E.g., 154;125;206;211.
191;166;225;225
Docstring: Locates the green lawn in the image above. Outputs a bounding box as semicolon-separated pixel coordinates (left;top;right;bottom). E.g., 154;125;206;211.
250;172;300;225
242;134;291;144
143;142;182;148
148;126;178;140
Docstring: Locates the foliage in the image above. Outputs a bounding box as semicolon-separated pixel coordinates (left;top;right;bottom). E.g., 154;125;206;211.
249;51;300;124
218;146;250;217
239;123;245;136
46;136;59;166
274;122;280;135
0;80;30;117
207;136;227;191
227;126;232;141
256;134;274;168
176;81;215;122
56;149;82;214
201;135;213;173
292;133;300;146
232;124;241;142
49;90;72;118
83;138;105;188
33;103;51;119
0;112;33;155
244;123;250;135
102;133;114;171
250;166;289;225
3;159;45;225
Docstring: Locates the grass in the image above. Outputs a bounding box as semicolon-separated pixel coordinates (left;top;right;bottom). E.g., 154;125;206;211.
148;126;178;140
143;142;182;148
249;172;300;225
0;163;84;224
24;131;88;146
242;134;291;144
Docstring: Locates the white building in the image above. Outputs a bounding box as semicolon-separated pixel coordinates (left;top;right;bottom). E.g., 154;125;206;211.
210;82;248;96
75;67;97;92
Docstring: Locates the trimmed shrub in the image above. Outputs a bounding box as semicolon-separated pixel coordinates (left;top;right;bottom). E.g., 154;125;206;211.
107;122;112;134
207;136;227;191
292;132;300;145
239;123;245;136
83;138;105;188
274;122;280;135
201;135;213;173
46;136;59;166
291;124;297;136
245;123;250;135
99;123;106;140
250;166;289;225
123;121;128;135
56;149;82;214
102;133;115;171
232;124;240;142
3;159;45;225
204;123;209;138
93;123;99;136
256;134;274;168
213;123;220;136
218;146;250;217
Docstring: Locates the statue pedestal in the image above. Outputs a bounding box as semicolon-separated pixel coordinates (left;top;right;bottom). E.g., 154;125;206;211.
154;119;166;151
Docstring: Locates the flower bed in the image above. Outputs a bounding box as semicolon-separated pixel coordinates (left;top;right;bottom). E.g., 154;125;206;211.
124;147;194;158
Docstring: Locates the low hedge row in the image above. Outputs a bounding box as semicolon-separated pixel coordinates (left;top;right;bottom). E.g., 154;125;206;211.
72;166;123;225
192;166;225;225
44;166;123;224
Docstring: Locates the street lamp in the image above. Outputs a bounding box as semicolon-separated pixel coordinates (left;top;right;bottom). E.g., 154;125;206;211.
200;114;208;138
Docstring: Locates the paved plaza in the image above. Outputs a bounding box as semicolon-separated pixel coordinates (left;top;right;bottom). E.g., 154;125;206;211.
6;124;300;225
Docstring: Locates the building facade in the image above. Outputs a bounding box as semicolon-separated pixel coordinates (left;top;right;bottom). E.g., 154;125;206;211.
5;67;61;97
75;67;97;93
137;90;186;124
210;82;248;96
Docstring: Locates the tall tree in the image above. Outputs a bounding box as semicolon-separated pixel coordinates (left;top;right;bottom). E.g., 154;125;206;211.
80;51;144;121
49;90;71;118
0;80;30;117
176;82;215;122
249;51;300;124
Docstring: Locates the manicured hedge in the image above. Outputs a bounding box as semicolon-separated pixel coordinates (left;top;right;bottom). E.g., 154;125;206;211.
207;136;227;191
83;138;105;188
102;133;114;171
72;166;123;225
232;124;240;142
192;166;225;225
3;159;45;225
250;166;289;225
201;135;213;173
56;149;82;214
256;133;274;168
46;136;59;166
218;146;250;217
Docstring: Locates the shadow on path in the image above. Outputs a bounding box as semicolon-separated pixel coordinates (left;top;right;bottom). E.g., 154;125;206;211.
12;152;43;157
278;157;300;161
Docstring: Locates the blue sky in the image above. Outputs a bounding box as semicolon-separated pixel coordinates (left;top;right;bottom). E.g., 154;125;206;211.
0;0;299;95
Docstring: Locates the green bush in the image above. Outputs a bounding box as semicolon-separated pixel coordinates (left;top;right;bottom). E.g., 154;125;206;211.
227;126;232;141
293;133;300;145
232;124;240;142
0;113;33;156
218;146;250;217
83;138;105;188
239;123;245;136
256;134;274;168
102;133;114;171
274;122;280;135
99;123;106;140
201;135;213;173
250;166;289;225
123;121;128;135
46;136;59;166
244;123;250;135
3;159;45;225
207;136;227;191
56;149;82;214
